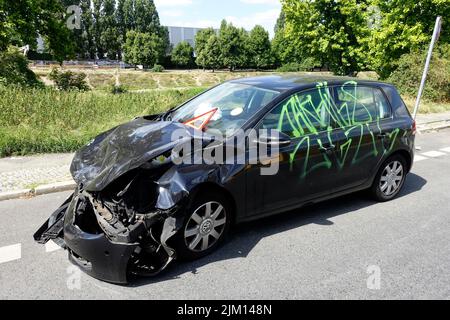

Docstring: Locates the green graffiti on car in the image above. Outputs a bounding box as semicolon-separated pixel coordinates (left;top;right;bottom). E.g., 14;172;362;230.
276;81;401;179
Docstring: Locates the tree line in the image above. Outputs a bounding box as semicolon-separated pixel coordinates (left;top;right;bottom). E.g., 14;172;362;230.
68;1;274;71
67;0;170;67
1;0;449;81
190;21;272;71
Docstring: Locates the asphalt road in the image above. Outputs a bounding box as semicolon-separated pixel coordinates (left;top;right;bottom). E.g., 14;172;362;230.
0;129;449;300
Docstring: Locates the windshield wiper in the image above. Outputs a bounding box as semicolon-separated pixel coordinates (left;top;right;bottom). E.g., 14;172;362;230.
160;110;173;121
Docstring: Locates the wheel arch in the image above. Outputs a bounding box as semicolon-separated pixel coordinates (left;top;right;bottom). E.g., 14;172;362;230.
388;149;413;173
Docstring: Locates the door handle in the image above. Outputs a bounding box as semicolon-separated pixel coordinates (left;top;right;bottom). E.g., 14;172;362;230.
320;145;335;153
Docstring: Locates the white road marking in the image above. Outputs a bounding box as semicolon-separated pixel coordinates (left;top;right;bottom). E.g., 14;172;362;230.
45;240;62;253
0;243;21;264
440;147;450;153
414;155;428;162
422;151;446;158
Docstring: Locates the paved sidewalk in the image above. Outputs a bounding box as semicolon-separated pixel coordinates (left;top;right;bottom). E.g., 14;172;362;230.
0;153;74;193
0;112;449;199
416;111;450;132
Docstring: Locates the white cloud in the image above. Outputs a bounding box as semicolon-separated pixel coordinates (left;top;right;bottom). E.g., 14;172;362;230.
155;0;193;7
225;9;280;36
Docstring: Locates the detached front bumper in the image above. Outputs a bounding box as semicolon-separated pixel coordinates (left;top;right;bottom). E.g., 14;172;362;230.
65;224;138;284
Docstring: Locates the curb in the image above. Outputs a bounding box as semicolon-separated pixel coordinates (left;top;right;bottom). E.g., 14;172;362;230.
34;181;77;196
0;189;33;202
0;181;76;202
417;121;450;133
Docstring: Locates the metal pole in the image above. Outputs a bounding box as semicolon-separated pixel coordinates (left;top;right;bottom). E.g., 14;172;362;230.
413;16;442;120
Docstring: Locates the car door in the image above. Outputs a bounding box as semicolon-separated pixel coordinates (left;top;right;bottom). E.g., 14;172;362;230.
245;87;338;217
330;83;394;191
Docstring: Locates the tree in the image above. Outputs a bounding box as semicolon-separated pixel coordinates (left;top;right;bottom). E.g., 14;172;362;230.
195;28;215;54
272;10;302;66
197;35;222;72
369;0;450;79
100;0;122;59
122;0;169;57
91;0;105;58
218;20;246;71
282;0;370;76
195;28;216;68
0;0;74;62
116;0;127;58
171;41;194;68
123;30;166;68
238;27;251;69
247;25;272;70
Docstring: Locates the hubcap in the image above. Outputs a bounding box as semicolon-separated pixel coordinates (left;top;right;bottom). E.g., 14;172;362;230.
184;201;227;252
380;160;404;196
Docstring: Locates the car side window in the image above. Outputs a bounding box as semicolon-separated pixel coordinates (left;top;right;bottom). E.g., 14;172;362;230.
261;88;331;138
333;84;391;126
374;88;392;119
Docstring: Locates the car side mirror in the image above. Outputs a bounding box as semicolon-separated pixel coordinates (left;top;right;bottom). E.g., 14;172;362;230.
254;130;291;146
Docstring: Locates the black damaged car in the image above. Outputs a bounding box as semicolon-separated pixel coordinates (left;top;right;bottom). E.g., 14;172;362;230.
34;75;416;284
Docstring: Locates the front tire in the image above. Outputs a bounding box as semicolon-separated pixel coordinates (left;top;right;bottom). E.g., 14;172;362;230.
173;191;231;261
370;155;407;202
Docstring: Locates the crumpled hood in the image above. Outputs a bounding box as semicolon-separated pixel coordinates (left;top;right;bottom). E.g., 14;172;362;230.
70;117;195;192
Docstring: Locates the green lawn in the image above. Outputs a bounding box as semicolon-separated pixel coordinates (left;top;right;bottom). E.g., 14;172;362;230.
0;86;205;157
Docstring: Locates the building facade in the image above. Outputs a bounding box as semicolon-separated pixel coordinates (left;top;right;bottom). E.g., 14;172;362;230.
167;26;217;49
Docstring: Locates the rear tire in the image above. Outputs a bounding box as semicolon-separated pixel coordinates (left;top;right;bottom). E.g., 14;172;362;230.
173;191;231;261
370;155;407;202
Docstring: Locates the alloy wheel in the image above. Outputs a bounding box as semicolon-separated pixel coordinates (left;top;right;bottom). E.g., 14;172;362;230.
184;201;227;252
379;160;404;196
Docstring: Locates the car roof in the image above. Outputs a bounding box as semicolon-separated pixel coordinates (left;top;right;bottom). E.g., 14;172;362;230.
229;74;389;93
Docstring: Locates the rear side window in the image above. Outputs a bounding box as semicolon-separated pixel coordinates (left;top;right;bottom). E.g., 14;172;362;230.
333;83;391;126
261;87;332;138
374;89;392;119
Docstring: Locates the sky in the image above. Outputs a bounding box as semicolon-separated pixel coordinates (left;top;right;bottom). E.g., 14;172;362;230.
154;0;282;37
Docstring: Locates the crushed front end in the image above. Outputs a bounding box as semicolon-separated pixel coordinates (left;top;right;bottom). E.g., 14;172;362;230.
33;118;194;284
34;169;186;284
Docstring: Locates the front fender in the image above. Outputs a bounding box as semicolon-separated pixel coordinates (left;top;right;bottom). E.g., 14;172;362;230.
155;164;234;210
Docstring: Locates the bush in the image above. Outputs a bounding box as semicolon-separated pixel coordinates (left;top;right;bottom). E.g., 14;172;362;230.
276;58;318;72
49;68;90;91
388;45;450;102
110;84;128;94
151;64;165;72
0;47;42;87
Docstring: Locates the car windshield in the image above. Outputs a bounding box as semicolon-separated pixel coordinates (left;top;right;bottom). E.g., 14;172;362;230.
169;82;280;134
